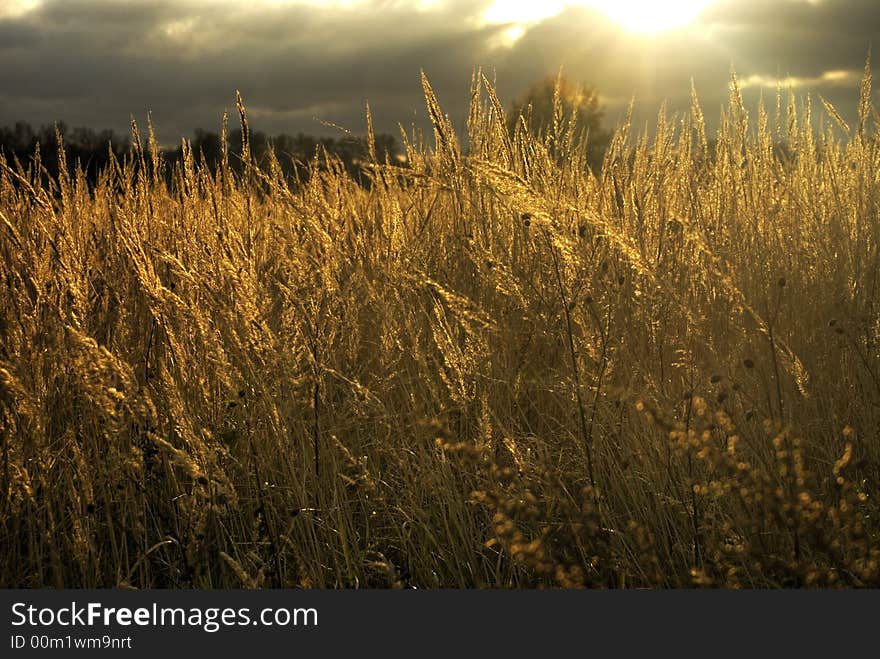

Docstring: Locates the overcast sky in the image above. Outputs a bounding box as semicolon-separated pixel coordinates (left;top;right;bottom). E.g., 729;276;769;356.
0;0;877;144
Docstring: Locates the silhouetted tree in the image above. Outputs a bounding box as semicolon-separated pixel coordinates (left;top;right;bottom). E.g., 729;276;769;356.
191;128;223;164
507;75;610;172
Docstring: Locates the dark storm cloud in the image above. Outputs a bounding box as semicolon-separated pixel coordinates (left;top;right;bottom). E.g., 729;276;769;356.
0;0;505;140
0;18;41;48
699;0;880;75
0;0;876;145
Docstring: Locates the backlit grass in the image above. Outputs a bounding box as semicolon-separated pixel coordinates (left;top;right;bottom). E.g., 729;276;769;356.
1;70;878;588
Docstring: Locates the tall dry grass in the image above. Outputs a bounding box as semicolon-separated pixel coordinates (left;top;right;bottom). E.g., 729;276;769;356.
1;69;878;588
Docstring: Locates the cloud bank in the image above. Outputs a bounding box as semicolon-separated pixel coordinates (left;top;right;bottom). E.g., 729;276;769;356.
0;0;876;143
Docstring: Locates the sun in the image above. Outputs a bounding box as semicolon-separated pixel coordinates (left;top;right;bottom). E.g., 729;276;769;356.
588;0;713;33
483;0;714;34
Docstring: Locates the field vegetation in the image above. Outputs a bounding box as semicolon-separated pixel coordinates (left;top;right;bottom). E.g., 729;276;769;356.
1;68;878;588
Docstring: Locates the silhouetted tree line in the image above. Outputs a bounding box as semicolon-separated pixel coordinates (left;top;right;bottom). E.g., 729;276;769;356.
0;121;129;183
0;120;402;187
179;127;402;182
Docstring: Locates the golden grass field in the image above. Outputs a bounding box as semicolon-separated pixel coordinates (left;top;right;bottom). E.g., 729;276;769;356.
1;69;878;588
